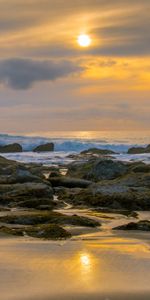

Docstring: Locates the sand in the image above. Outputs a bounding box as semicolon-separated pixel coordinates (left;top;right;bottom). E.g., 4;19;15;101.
0;227;150;300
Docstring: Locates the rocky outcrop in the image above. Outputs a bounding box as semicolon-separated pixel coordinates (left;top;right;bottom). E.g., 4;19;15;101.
113;220;150;231
0;167;45;184
0;224;71;239
0;156;54;210
33;143;54;152
59;172;150;211
48;176;92;188
0;211;100;227
0;182;54;209
81;148;116;155
128;144;150;154
0;143;22;153
67;158;128;181
129;162;150;173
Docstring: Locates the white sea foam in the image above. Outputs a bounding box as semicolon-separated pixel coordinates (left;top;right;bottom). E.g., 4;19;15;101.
0;131;150;164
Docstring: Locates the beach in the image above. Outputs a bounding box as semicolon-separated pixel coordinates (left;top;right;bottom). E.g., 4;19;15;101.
1;228;150;300
0;131;150;299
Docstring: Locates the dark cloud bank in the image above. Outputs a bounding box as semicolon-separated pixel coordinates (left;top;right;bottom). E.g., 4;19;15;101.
0;58;82;89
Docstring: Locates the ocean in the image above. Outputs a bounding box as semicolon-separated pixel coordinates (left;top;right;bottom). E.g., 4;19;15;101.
0;131;150;165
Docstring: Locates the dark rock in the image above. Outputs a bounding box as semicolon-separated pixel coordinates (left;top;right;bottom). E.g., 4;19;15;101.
48;176;92;188
130;162;150;173
113;220;150;231
0;211;100;227
49;171;61;177
81;148;116;155
0;156;54;209
0;182;54;208
67;158;128;181
33;143;54;152
0;224;71;239
128;144;150;154
61;172;150;211
0;167;46;184
0;143;22;153
0;156;16;166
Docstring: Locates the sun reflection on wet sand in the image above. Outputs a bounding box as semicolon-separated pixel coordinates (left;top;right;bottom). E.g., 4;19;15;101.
80;253;91;266
0;238;150;300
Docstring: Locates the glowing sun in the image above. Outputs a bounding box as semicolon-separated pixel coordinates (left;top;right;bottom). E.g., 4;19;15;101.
77;34;91;47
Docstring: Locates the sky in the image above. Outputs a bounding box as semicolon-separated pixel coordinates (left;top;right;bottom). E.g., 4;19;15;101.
0;0;150;133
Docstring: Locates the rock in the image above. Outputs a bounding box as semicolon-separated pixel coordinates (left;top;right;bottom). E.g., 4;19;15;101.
81;148;116;155
128;144;150;154
0;167;46;184
0;155;16;166
130;162;150;173
0;211;100;227
113;220;150;231
61;172;150;211
33;143;54;152
49;171;61;177
0;224;71;239
0;182;54;209
0;156;54;209
67;158;128;181
0;143;22;153
48;176;92;188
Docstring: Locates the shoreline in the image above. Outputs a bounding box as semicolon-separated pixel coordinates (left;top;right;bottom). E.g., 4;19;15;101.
1;232;150;300
0;148;150;299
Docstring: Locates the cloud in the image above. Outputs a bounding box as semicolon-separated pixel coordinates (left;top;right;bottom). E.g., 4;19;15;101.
0;0;149;58
0;58;82;89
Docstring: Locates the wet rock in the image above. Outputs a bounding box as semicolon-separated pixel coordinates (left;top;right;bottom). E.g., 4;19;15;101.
0;143;22;153
0;156;16;166
129;162;150;173
0;167;45;184
49;171;61;177
48;176;92;188
33;143;54;152
0;224;71;239
0;211;100;227
0;182;54;209
62;172;150;211
67;158;128;181
113;220;150;231
128;144;150;154
80;148;116;155
0;156;54;209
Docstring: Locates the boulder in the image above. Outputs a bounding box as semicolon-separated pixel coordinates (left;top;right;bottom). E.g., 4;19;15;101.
113;220;150;231
0;167;46;184
0;156;17;176
0;155;16;166
33;143;54;152
0;155;54;210
49;171;61;177
61;172;150;211
0;224;71;239
129;162;150;173
0;182;54;209
128;144;150;154
0;143;22;153
81;148;116;155
0;211;100;227
67;158;128;181
48;176;92;188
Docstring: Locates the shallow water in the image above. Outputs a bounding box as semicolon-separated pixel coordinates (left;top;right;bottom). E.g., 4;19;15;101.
1;208;150;300
0;234;150;300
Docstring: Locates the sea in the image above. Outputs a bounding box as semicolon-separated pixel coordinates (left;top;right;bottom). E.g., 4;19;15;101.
0;131;150;165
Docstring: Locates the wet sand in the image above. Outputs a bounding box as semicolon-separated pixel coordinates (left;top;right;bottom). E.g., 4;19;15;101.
0;208;150;300
0;230;150;300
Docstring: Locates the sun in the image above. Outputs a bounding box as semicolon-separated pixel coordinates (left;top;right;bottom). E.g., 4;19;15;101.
77;34;91;47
